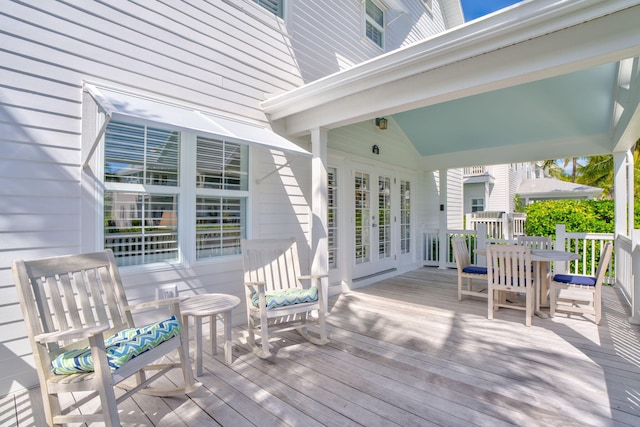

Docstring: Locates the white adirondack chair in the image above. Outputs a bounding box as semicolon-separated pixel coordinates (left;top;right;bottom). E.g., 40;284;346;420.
11;250;200;426
241;238;328;358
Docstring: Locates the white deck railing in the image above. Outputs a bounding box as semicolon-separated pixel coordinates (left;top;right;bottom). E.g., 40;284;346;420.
463;166;487;175
465;212;526;240
423;223;617;283
554;224;615;284
423;224;638;321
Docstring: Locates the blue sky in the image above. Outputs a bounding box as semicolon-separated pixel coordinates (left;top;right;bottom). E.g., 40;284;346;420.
460;0;524;21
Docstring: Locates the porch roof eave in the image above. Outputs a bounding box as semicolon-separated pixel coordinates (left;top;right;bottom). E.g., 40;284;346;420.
262;0;640;166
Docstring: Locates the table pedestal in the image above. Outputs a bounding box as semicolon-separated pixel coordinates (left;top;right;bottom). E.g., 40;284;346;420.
180;293;241;376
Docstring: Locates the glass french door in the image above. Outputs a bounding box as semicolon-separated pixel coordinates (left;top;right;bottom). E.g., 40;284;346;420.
353;166;396;278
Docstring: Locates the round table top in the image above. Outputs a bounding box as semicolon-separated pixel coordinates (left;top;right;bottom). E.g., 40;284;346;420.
180;293;241;316
474;247;580;262
530;249;579;261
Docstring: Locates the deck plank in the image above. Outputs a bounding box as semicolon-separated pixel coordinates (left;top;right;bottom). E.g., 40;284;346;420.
3;267;640;426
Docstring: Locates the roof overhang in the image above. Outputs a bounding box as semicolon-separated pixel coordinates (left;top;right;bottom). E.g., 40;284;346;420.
262;0;640;170
85;83;311;158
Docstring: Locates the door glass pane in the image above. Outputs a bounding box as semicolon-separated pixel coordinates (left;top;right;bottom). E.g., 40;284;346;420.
378;176;391;259
401;180;411;254
355;172;370;264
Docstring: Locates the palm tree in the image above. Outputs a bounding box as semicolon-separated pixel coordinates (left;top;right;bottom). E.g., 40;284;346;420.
576;155;613;198
563;157;579;182
540;159;565;179
576;138;640;199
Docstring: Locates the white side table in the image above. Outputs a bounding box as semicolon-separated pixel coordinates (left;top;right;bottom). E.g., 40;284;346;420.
180;293;241;376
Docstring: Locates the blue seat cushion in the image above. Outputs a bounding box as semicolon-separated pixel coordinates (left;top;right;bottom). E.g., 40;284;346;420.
462;265;488;275
51;315;181;374
553;274;597;286
252;286;318;309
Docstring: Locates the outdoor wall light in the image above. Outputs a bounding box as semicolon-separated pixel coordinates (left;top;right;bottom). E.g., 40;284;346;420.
375;117;388;130
372;145;380;155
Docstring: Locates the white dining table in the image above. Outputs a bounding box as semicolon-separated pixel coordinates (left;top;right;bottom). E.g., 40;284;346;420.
474;247;580;318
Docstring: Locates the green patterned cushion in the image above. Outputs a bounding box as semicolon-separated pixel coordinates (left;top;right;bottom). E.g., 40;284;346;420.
252;286;318;309
51;315;181;374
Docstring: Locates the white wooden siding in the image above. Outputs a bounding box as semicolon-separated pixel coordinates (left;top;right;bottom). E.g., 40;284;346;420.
485;164;506;212
0;0;449;394
446;168;464;229
0;0;307;394
287;0;446;83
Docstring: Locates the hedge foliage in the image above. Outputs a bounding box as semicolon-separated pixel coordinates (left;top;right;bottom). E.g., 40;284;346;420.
524;199;640;237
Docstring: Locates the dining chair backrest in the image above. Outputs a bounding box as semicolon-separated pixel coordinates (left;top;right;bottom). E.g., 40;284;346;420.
486;244;535;326
517;235;553;250
593;241;614;287
451;236;471;269
486;244;533;290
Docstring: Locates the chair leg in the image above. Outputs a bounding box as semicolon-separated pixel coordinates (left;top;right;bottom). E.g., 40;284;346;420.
458;276;463;301
549;285;556;318
258;309;271;358
177;328;200;392
90;337;120;427
488;287;494;320
594;288;602;325
43;392;61;427
525;291;532;327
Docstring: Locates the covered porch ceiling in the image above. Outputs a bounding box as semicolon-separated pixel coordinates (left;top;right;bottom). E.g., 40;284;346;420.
262;0;640;170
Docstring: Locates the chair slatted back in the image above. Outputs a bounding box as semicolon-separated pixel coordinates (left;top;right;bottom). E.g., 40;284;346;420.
241;238;302;293
517;235;553;250
451;237;471;269
13;250;133;353
594;242;614;284
487;244;532;289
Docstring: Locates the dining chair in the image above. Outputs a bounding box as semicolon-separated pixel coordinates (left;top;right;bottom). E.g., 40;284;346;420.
549;241;613;324
487;244;535;326
451;236;488;301
516;235;553;250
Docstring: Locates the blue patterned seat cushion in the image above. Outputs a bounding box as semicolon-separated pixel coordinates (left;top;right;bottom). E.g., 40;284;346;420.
462;265;488;275
553;274;597;286
252;286;318;309
51;315;181;374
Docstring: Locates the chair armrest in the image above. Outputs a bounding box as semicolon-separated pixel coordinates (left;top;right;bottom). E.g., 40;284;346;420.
244;281;266;291
124;297;186;312
35;324;110;344
298;274;329;280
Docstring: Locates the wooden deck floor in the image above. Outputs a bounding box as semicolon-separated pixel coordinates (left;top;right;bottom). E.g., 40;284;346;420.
4;267;640;426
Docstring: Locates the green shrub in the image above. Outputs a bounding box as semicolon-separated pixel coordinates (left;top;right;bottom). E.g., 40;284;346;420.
523;199;636;237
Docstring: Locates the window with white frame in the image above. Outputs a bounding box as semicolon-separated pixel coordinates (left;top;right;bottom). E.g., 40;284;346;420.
365;0;384;48
103;121;248;266
471;198;484;213
328;167;338;269
253;0;284;18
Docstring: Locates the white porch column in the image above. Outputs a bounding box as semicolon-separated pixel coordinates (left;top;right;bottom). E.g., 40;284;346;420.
310;127;329;314
438;169;448;268
614;150;640;324
613;152;628;237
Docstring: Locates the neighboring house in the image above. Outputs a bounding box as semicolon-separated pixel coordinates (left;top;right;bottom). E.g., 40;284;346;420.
463;162;602;215
2;0;638;397
517;178;603;204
